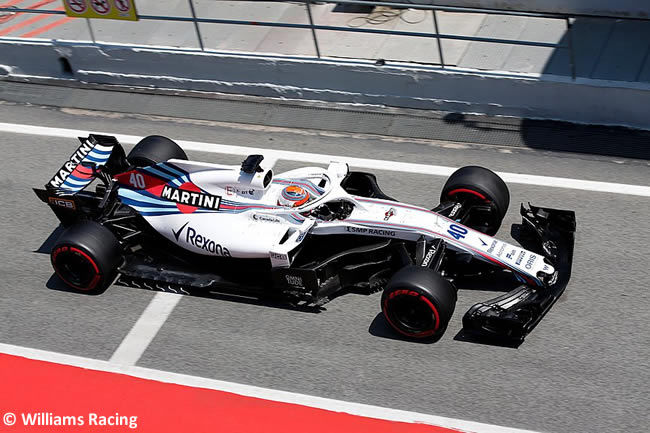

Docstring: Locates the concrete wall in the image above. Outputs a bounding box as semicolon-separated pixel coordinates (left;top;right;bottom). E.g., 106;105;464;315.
408;0;650;19
1;39;650;129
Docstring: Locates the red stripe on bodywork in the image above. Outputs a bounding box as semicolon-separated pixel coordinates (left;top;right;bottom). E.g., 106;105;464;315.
70;167;93;179
114;170;167;197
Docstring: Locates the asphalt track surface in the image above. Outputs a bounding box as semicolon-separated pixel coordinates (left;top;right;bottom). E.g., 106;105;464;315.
0;94;649;433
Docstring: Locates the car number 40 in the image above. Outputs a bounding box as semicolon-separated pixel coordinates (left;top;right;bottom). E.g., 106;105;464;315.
447;224;468;240
129;173;146;189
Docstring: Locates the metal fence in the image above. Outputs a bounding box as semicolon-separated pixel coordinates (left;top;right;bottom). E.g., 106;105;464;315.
0;0;583;78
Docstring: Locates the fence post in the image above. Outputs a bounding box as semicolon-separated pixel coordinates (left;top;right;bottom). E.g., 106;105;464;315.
86;18;96;44
432;9;445;68
566;17;576;80
187;0;205;51
305;0;321;58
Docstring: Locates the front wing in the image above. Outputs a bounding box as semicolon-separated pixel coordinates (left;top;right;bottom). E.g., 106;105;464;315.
462;204;576;343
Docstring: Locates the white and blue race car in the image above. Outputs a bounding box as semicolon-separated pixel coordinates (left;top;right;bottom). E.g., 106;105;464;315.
35;134;576;343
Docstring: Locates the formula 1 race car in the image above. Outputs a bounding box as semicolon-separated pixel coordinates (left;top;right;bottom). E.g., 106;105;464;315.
34;134;576;343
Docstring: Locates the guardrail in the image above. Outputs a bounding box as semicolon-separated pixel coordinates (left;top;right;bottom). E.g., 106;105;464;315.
0;0;582;78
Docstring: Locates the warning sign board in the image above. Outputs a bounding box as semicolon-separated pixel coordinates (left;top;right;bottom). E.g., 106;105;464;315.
63;0;138;21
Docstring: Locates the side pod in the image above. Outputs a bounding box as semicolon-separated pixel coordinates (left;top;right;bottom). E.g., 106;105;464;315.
462;204;576;343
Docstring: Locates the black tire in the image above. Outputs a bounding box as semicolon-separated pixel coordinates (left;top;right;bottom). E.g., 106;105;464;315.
440;166;510;235
127;135;187;167
381;266;457;340
51;221;122;293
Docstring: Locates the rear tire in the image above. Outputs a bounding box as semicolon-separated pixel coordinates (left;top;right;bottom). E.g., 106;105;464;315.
381;266;457;340
51;221;122;293
127;135;187;167
441;166;509;235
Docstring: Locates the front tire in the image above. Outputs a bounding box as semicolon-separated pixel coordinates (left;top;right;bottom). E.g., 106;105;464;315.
127;135;188;167
441;166;510;235
381;266;457;340
51;221;122;293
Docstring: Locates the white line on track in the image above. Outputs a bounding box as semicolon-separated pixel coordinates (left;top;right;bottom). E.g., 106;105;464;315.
0;342;538;433
2;122;649;197
109;292;182;366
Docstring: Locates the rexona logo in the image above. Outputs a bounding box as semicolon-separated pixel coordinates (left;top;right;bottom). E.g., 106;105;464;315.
48;139;95;188
421;245;437;268
161;185;221;210
448;203;462;218
172;222;230;256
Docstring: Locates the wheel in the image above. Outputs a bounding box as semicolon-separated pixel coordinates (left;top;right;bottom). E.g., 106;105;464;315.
381;266;457;340
440;166;510;235
127;135;188;167
51;221;122;293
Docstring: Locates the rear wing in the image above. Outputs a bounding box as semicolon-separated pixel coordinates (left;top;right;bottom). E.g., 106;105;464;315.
35;134;129;225
45;134;127;193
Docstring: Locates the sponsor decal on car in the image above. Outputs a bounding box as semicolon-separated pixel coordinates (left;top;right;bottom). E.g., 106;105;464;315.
525;254;537;269
161;185;221;210
516;251;526;265
384;208;396;221
172;222;230;256
252;214;282;224
421;245;438;268
487;240;498;253
345;226;396;237
296;230;307;242
285;274;304;288
48;139;95;188
270;252;288;260
448;203;462;218
48;197;76;210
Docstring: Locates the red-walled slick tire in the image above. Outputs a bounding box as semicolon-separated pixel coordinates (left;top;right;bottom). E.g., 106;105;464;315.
441;166;510;236
51;221;122;293
382;266;457;341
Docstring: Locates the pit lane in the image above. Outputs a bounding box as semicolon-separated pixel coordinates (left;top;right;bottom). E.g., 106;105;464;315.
0;93;648;433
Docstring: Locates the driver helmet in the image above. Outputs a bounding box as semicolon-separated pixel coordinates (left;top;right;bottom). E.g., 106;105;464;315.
278;185;310;207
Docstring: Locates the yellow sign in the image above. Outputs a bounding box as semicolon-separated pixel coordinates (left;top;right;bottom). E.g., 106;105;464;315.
63;0;138;21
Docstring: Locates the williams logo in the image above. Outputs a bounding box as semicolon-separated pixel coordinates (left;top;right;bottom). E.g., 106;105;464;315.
161;185;221;210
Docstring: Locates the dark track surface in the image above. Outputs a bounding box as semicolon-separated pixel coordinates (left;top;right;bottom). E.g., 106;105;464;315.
0;90;648;433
